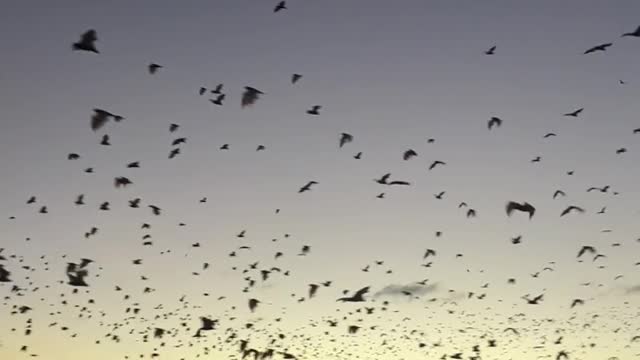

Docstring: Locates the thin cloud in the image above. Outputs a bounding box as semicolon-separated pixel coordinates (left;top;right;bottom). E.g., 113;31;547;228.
626;285;640;294
374;282;439;298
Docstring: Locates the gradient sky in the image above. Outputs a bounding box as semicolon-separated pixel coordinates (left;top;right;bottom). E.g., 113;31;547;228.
1;0;640;359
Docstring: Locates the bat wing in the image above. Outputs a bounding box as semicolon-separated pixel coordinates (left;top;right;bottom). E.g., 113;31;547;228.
354;286;370;298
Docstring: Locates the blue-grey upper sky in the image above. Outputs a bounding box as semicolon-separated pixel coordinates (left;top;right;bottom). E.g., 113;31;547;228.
1;1;639;359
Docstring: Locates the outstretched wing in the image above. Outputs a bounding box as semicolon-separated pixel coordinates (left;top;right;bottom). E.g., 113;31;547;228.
354;286;370;298
505;201;522;216
388;181;410;186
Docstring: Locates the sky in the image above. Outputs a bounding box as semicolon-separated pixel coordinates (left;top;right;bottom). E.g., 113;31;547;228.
1;0;639;359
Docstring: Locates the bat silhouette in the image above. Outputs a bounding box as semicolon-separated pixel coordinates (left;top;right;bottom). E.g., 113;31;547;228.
428;160;446;170
274;1;286;12
403;149;417;160
241;87;263;108
484;45;496;55
148;63;162;74
505;201;535;219
307;105;321;115
553;190;566;199
298;181;317;193
91;109;123;131
621;25;640;37
72;29;99;53
337;286;370;302
560;205;584;217
563;108;583;117
584;43;612;54
339;133;353;148
114;177;133;188
488;117;502;130
210;94;225;106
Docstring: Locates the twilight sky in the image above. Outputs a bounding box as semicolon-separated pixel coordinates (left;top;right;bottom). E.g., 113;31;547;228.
1;1;639;359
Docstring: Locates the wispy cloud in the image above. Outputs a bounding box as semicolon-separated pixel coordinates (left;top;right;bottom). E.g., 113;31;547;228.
625;285;640;294
374;282;439;298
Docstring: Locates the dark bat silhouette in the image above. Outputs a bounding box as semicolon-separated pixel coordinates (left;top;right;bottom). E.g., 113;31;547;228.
570;299;584;308
584;43;612;54
621;25;640;37
91;109;123;131
587;185;609;192
403;149;417;160
522;293;544;304
560;205;584;217
423;249;436;259
100;134;110;146
172;137;187;146
129;198;140;208
0;264;12;282
552;190;566;199
505;201;535;219
563;108;583;117
274;1;287;12
308;284;319;298
114;177;133;188
148;63;162;74
248;298;260;312
148;205;161;215
298;181;317;193
241;87;263;108
291;73;302;84
307;105;321;115
388;180;410;186
210;94;225;106
211;83;223;94
488;117;502;130
428;160;446;170
484;45;496;55
169;148;180;159
72;29;99;53
337;286;369;302
339;133;353;148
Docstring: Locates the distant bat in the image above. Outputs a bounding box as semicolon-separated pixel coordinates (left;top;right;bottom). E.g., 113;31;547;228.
505;201;535;219
72;29;99;53
339;133;353;148
91;108;123;131
484;45;496;55
241;87;263;108
563;108;583;117
148;63;162;74
337;286;369;302
560;205;585;217
307;105;321;115
583;43;612;54
403;149;417;160
274;1;286;12
488;117;502;130
621;25;640;37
